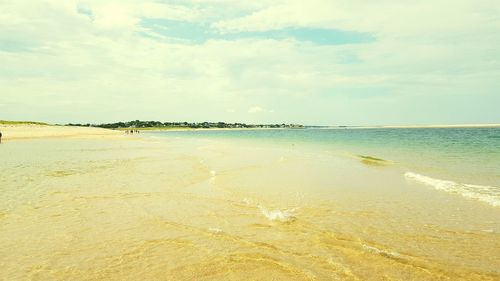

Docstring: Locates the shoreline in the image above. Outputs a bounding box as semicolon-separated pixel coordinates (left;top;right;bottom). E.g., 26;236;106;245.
115;123;500;132
2;123;498;141
128;127;284;132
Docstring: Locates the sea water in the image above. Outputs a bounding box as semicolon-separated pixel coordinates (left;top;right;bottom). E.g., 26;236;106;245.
0;128;499;280
151;127;500;207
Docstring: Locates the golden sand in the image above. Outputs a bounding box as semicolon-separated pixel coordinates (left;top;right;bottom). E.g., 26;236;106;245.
0;124;121;140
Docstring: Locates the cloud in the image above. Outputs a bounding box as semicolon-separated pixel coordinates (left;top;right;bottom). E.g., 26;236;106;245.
248;106;263;113
141;18;373;45
248;106;274;114
0;0;499;125
211;0;500;37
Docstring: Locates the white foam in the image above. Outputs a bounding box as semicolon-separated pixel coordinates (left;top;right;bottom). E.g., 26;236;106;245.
258;205;296;222
208;227;223;234
404;172;500;207
362;244;400;258
209;170;217;184
242;198;252;205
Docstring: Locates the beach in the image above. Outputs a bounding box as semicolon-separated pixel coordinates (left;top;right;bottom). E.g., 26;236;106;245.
0;125;499;280
0;124;122;140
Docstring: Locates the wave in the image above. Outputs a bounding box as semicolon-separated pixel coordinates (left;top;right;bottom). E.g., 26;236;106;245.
258;205;296;222
208;227;223;234
404;172;500;207
362;244;401;259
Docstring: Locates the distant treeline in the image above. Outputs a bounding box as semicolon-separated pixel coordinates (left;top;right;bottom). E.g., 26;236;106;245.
67;120;304;129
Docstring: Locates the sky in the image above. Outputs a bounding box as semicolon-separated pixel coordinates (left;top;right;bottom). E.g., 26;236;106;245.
1;0;499;125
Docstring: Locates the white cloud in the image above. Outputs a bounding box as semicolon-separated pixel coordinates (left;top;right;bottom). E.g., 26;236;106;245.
248;106;274;114
86;1;201;29
212;0;500;37
248;106;264;113
0;0;499;125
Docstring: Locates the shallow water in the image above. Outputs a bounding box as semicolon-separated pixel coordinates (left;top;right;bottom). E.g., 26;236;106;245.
155;127;500;205
0;133;499;280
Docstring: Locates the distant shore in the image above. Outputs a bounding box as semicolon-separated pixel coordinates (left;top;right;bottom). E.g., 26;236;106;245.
1;122;499;141
90;123;500;133
118;127;282;132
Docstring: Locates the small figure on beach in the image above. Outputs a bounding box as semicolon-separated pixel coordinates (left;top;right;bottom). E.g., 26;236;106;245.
124;129;139;135
0;130;2;144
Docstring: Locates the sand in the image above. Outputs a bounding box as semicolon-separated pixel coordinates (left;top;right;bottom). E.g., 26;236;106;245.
0;125;122;140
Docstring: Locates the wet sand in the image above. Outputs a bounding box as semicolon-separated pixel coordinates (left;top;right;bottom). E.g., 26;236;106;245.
0;130;499;280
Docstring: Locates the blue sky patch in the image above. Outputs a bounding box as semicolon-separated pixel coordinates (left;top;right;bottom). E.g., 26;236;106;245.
77;3;94;21
141;18;374;45
0;39;37;53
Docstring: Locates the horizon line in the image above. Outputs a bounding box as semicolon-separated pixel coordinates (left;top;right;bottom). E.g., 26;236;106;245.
2;119;500;129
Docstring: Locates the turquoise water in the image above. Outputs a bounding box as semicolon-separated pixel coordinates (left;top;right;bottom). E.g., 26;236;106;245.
149;127;500;201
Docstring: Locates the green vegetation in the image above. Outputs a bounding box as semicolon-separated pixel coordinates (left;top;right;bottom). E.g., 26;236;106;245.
358;155;385;162
67;120;304;130
358;155;389;166
0;120;49;125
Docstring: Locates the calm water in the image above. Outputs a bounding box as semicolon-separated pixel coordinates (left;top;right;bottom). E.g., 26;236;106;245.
150;127;500;182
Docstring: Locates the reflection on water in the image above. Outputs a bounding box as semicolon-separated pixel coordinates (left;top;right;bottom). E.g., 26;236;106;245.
0;137;499;280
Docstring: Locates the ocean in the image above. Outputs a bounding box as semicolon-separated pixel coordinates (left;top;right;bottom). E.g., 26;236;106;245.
150;127;500;207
